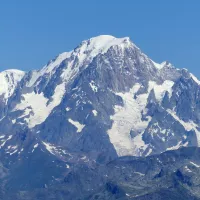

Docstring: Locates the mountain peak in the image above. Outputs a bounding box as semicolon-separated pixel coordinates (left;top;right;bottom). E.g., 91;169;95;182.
0;69;25;100
78;35;133;55
88;35;130;44
40;35;133;78
0;69;25;75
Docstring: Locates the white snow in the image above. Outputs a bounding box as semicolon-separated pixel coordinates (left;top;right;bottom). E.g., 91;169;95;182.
42;141;69;158
157;158;162;164
14;82;66;128
152;61;172;70
107;83;151;156
36;35;130;88
32;143;39;152
185;166;192;173
152;61;164;69
84;35;131;55
167;109;200;145
12;119;16;124
0;69;25;101
11;35;133;128
11;145;17;149
60;36;132;88
190;161;200;168
66;107;71;111
0;135;12;148
149;80;174;101
0;135;5;139
146;148;153;156
81;155;87;160
66;164;70;169
134;171;145;176
42;141;57;155
41;52;72;75
75;35;132;68
10;149;18;155
27;52;72;87
92;110;98;116
107;80;175;157
190;73;200;85
89;81;98;92
166;141;182;151
13;92;48;128
6;145;18;155
68;118;85;133
58;36;131;92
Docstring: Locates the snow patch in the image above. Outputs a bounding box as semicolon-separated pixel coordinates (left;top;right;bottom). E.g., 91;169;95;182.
66;164;70;169
167;109;200;145
0;135;13;148
68;118;85;133
32;143;39;152
27;52;71;87
190;73;200;85
166;141;182;151
41;52;72;75
66;107;71;111
14;82;66;128
12;119;16;124
107;83;151;156
0;135;5;139
185;166;192;173
190;161;200;168
107;80;175;157
149;80;174;101
92;110;98;116
146;148;152;156
152;61;164;69
152;61;172;70
134;171;145;176
42;141;57;155
10;149;18;155
84;35;131;56
89;81;98;92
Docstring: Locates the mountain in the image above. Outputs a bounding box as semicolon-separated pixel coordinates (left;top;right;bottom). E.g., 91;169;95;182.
0;69;25;119
0;35;200;199
3;147;200;200
61;147;200;200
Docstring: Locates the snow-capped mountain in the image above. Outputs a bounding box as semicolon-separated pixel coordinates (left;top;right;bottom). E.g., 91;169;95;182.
0;69;25;119
0;35;200;162
1;35;200;199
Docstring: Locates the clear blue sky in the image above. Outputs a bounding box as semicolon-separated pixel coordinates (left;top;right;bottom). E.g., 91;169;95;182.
1;0;200;77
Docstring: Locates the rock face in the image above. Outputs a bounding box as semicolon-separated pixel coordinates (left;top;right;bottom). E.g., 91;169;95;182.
2;147;200;200
0;35;200;199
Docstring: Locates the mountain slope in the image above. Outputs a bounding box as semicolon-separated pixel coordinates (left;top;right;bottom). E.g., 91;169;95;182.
3;147;200;200
0;35;200;161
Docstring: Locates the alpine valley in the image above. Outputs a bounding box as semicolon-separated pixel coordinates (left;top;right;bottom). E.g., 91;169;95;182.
1;35;200;199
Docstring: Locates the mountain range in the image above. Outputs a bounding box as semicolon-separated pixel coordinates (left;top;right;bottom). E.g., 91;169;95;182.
1;35;200;199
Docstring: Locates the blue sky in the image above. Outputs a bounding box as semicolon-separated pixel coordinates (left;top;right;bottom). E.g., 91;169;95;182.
1;0;200;77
